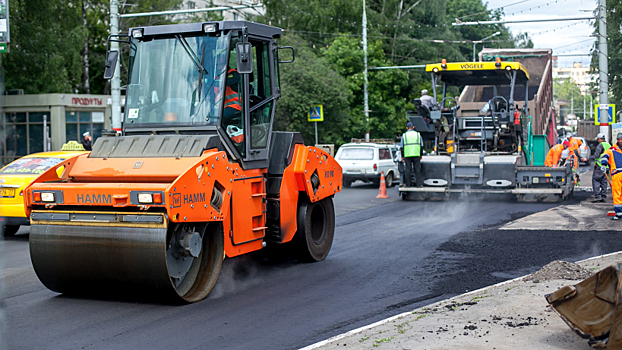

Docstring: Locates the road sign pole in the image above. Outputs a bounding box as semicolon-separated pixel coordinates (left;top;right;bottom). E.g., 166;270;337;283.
315;121;318;145
599;0;609;142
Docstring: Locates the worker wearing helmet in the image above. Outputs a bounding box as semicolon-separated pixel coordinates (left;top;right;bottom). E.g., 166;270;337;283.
400;122;423;187
600;133;622;219
420;89;435;110
544;140;569;167
567;135;588;184
588;133;611;202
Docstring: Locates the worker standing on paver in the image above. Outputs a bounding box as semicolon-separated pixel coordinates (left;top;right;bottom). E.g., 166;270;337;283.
420;89;435;110
401;122;423;187
600;133;622;219
544;141;569;167
588;133;611;202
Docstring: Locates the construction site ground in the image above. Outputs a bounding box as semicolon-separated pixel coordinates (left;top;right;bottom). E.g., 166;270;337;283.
304;167;618;350
4;166;621;350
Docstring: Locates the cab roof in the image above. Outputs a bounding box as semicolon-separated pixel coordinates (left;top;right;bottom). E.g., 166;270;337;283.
425;61;529;86
130;21;282;40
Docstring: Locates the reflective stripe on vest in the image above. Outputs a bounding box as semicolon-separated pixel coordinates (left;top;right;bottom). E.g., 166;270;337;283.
224;86;241;111
403;131;421;157
596;141;612;167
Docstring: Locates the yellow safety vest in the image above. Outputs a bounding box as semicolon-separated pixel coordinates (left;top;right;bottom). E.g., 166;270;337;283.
403;130;421;157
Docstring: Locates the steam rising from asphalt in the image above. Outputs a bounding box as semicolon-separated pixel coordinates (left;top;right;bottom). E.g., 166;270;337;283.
209;255;264;299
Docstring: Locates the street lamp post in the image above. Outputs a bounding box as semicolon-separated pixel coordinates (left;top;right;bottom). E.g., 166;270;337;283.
472;31;501;62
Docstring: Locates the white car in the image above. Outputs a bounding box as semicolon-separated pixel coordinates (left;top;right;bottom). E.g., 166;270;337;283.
576;137;591;163
335;142;400;187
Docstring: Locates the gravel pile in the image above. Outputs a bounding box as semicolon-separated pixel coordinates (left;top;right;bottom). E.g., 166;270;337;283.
525;260;592;283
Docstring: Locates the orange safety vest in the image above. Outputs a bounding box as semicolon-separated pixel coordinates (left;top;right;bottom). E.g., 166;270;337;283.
568;137;582;170
602;145;622;176
223;69;241;111
544;144;564;167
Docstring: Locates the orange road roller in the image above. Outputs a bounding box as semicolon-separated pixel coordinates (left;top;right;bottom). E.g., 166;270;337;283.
24;21;342;302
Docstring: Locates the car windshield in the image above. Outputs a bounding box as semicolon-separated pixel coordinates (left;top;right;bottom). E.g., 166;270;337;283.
125;33;230;126
0;157;64;175
338;148;375;160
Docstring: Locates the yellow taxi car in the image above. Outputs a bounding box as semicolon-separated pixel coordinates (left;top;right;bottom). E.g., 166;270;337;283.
0;142;88;236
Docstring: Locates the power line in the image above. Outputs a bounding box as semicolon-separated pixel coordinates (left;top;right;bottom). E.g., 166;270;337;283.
285;29;511;44
453;16;594;26
527;20;590;36
456;0;532;20
552;38;595;50
503;0;569;17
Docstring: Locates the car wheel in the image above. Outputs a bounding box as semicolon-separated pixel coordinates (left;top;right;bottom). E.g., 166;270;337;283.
385;172;394;187
3;225;19;236
343;179;352;187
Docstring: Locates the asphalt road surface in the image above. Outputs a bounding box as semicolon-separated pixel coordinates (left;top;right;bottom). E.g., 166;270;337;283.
0;179;615;350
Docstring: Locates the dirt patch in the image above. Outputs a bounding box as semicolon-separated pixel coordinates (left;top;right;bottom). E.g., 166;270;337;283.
525;260;592;283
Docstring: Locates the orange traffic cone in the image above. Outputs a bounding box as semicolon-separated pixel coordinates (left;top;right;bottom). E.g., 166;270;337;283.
376;171;389;199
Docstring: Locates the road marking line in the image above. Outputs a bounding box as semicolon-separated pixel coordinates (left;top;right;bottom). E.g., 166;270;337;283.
299;251;622;350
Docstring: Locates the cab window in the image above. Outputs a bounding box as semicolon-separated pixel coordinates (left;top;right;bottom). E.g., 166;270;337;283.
249;40;272;150
222;34;245;157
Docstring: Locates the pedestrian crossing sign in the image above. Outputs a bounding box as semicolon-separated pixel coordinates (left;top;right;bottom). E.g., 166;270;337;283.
595;104;616;126
308;105;324;122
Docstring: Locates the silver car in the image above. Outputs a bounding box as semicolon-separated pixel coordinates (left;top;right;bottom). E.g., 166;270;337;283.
576;137;591;164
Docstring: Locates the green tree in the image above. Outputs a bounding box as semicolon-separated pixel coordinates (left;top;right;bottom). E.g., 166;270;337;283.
554;78;593;119
3;0;85;93
592;0;621;110
274;34;352;145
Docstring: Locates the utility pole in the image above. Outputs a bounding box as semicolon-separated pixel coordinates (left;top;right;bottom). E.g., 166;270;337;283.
110;0;122;132
363;0;369;142
598;0;609;142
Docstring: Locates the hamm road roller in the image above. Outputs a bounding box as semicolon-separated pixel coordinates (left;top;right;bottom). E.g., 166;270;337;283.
24;21;342;302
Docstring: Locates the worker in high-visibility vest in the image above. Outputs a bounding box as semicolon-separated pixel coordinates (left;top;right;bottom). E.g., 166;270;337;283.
588;133;611;202
544;141;569;167
600;133;622;219
400;122;424;187
221;68;244;144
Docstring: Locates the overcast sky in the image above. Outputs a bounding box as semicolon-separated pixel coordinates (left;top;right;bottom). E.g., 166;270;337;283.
480;0;596;67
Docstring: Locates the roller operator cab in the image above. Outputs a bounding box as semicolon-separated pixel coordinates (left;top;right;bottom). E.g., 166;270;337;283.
24;22;343;303
401;59;573;202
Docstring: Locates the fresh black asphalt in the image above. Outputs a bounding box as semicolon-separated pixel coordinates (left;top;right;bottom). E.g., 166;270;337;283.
0;183;615;350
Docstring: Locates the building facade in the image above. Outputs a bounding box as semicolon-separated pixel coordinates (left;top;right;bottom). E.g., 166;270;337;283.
0;94;112;166
552;61;595;95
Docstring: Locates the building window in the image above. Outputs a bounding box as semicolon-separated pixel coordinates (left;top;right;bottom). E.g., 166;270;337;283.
65;111;104;146
1;112;50;167
188;1;195;9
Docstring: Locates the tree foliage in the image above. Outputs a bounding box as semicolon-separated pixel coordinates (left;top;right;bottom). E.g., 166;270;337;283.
554;78;594;119
4;0;526;144
592;0;622;109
